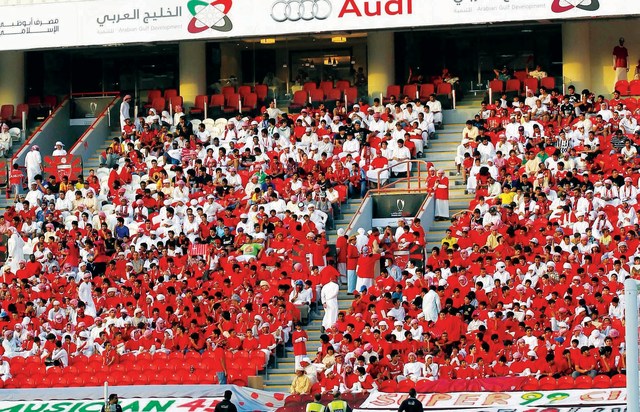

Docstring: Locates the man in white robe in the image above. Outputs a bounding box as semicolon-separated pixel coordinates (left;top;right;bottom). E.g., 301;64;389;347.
78;273;97;317
321;276;339;331
7;227;24;273
24;145;42;186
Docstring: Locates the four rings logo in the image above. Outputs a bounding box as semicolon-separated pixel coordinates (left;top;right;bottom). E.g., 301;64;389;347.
551;0;600;13
271;0;332;22
187;0;233;33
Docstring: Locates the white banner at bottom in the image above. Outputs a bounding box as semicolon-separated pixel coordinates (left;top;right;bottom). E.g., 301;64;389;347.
358;388;627;410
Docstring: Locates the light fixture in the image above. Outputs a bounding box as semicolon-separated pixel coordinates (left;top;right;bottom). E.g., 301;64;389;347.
331;36;347;43
260;38;276;44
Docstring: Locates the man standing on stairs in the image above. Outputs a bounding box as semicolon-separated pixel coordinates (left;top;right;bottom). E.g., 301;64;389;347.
119;95;131;133
434;170;450;221
321;275;340;332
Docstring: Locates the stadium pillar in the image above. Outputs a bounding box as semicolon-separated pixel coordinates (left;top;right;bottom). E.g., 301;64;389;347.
179;41;206;109
0;51;25;107
562;22;591;92
367;31;395;101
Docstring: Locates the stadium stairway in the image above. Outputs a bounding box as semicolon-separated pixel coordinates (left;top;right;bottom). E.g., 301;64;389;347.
263;100;482;391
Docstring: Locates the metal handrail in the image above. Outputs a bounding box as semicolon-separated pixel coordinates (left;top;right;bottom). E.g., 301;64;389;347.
10;95;70;168
69;95;121;153
373;159;433;192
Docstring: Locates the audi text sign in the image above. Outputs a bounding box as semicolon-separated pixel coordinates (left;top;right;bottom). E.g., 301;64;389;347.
0;0;637;51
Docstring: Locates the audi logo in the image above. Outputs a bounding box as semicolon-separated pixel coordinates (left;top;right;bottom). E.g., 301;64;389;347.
270;0;332;22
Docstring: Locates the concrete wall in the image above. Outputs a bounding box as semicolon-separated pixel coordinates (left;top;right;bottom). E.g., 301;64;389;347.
563;19;640;94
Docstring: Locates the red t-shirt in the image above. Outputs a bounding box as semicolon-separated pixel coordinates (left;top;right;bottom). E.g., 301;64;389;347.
613;46;628;68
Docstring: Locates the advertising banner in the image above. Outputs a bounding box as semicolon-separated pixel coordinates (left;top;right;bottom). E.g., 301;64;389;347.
372;193;424;227
0;0;637;51
358;388;627;410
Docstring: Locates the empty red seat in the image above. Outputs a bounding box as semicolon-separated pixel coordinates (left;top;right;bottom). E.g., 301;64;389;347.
319;81;334;95
344;87;357;106
524;78;539;93
573;375;593;389
221;86;235;98
615;80;630;95
611;373;626;387
169;96;183;110
0;104;14;119
505;79;521;92
335;80;350;91
151;97;165;113
522;376;539;390
190;95;208;115
489;80;504;93
224;93;241;113
209;94;225;108
242;93;258;112
254;84;268;102
403;84;418;99
326;88;342;102
310;89;324;103
419;84;435;99
145;90;161;107
288;90;307;112
539;376;558;390
629;80;640;95
557;375;575;389
384;85;401;103
396;379;415;392
540;76;555;90
303;82;317;92
238;85;252;98
437;83;452;95
592;374;611;388
164;89;178;100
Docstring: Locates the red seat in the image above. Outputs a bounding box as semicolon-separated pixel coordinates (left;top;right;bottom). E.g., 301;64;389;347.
190;95;209;115
539;376;558;390
224;93;241;113
557;375;575;389
335;80;350;91
514;70;528;82
241;93;258;113
0;104;14;119
164;88;178;100
209;94;225;108
524;78;539;93
169;95;183;110
611;373;626;387
489;80;504;93
254;84;268;102
326;88;342;102
303;82;317;92
319;81;334;95
522;376;539;390
403;84;418;99
419;84;435;99
573;375;593;389
238;85;252;98
629;80;640;95
288;90;308;112
344;87;357;106
145;90;161;107
384;85;401;103
505;79;521;92
615;80;630;95
378;380;397;392
11;103;29;124
221;86;235;99
43;95;57;109
540;76;555;90
396;379;415;392
437;83;452;95
151;97;165;113
27;96;41;107
624;98;637;111
592;374;611;388
310;89;324;103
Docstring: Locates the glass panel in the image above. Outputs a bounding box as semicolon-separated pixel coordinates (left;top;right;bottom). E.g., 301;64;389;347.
290;48;352;85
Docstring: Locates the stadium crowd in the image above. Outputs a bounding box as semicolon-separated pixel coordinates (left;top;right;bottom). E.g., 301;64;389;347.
0;91;442;388
291;84;638;396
